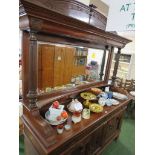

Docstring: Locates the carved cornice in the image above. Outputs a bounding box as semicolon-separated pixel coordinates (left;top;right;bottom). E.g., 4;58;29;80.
19;0;131;48
20;0;107;29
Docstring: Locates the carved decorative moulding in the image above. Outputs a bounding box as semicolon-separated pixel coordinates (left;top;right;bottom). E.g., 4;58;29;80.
20;0;107;30
19;0;131;49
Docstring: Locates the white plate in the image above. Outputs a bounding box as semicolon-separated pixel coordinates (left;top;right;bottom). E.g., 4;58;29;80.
113;92;128;100
45;110;67;125
104;99;119;106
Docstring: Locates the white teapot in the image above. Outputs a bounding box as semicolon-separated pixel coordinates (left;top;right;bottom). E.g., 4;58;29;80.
68;99;83;112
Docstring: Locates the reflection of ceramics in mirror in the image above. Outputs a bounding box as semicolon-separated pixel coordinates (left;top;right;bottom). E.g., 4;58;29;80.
37;42;105;94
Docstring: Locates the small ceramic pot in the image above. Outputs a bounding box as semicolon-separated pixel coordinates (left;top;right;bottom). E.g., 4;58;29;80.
64;124;71;131
72;112;82;123
57;125;64;134
82;108;90;119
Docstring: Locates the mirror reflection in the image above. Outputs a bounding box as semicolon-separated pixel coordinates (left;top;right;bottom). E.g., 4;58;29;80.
37;42;105;94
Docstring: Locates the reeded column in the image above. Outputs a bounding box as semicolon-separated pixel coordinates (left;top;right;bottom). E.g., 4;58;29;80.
112;48;121;83
27;31;38;109
104;46;114;83
99;46;108;80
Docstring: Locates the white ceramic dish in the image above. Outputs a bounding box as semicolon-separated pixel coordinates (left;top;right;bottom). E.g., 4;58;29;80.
64;124;71;131
100;99;119;106
113;92;128;100
45;110;67;125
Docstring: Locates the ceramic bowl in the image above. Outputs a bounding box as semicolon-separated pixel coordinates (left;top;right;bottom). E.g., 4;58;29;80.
105;99;113;106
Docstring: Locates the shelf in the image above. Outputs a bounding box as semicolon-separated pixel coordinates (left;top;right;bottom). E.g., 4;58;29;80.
112;60;130;65
74;55;87;57
37;81;111;108
111;69;128;73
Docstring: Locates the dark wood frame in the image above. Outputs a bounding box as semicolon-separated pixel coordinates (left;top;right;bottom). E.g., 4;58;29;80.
20;1;132;155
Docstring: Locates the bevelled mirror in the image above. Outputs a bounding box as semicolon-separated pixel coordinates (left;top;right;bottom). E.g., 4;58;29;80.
37;42;107;94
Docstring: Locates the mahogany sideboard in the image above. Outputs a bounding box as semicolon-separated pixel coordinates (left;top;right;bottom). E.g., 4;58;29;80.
19;0;132;155
23;87;132;155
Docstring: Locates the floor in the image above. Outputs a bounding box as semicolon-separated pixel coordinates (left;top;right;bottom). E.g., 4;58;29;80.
19;118;135;155
102;118;135;155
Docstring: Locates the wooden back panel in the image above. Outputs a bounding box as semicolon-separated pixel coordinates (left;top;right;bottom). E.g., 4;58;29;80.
53;46;66;87
63;47;75;84
38;44;55;89
72;65;86;77
38;44;87;89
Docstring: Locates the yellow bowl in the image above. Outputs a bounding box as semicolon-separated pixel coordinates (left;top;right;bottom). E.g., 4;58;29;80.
80;92;96;100
89;104;103;113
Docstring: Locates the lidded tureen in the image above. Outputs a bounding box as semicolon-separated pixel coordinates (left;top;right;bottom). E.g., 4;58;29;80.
67;99;83;113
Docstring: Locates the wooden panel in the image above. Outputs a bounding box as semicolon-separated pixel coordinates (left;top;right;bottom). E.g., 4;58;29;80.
72;65;86;77
53;46;66;87
90;125;105;154
63;47;75;84
38;44;55;89
62;135;91;155
24;134;40;155
104;112;123;144
22;31;30;103
72;55;87;76
38;45;87;89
